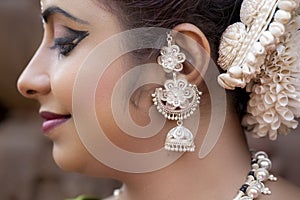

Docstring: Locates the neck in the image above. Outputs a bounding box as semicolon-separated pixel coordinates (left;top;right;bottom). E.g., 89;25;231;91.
118;106;252;200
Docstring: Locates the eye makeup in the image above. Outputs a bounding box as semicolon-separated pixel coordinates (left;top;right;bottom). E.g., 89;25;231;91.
50;27;89;57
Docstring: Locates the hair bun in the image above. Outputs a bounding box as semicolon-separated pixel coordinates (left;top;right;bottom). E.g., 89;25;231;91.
218;0;300;140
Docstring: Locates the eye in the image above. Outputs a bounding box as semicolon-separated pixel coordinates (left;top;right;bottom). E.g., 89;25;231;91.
51;27;89;57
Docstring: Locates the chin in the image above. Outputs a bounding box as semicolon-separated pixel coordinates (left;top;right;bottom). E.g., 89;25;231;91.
52;143;88;172
51;141;123;179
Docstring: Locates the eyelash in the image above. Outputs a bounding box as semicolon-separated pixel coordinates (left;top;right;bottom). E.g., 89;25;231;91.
51;28;89;57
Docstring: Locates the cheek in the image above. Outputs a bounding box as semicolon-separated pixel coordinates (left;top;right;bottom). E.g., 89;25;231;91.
51;62;79;112
95;63;122;131
94;61;166;152
94;59;134;148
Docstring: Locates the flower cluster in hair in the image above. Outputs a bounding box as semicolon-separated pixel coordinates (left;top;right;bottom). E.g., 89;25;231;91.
242;15;300;140
218;0;300;139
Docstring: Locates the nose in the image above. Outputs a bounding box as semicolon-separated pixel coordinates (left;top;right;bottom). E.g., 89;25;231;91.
17;53;51;99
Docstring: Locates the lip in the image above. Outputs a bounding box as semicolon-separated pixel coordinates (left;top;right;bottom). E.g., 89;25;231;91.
40;111;71;133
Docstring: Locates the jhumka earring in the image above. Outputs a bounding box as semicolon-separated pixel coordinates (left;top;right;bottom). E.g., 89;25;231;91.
152;32;202;152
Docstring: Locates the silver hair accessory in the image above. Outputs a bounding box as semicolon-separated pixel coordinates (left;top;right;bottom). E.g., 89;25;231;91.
218;0;300;140
152;33;202;152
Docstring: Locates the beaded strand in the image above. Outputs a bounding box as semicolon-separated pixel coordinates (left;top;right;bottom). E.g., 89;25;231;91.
113;151;277;200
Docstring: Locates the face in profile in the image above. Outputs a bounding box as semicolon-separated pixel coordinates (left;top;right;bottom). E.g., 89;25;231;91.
17;0;213;176
17;0;129;174
17;0;174;176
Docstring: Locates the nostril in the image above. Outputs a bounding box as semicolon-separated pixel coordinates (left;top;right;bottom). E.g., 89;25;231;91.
17;73;51;98
26;89;37;95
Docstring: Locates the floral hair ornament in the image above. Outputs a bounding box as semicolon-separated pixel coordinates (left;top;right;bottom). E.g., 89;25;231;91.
218;0;300;140
152;33;202;152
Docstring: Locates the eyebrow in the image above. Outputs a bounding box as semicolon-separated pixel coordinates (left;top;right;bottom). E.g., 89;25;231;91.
42;6;89;24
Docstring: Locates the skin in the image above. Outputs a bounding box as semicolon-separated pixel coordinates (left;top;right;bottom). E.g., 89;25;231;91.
18;0;300;199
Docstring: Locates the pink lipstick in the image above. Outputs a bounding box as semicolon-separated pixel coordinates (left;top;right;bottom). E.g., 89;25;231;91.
40;111;71;133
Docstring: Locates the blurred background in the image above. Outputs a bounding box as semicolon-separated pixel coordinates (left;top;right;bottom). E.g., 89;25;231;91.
0;0;119;199
0;0;299;200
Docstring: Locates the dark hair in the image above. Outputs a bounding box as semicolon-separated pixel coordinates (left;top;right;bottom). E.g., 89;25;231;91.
102;0;242;57
101;0;248;117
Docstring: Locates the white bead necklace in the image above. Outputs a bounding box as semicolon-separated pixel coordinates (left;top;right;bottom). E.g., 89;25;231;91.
112;151;277;200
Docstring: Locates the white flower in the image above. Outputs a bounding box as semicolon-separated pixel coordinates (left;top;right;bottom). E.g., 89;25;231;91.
243;22;300;140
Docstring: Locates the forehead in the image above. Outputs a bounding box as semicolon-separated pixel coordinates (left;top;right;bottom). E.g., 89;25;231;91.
41;0;95;12
40;0;117;25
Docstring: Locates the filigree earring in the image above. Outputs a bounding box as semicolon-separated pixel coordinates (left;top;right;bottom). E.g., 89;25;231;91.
152;33;202;152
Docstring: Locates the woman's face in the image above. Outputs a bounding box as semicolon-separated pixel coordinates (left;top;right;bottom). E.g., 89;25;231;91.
17;0;128;173
18;0;205;175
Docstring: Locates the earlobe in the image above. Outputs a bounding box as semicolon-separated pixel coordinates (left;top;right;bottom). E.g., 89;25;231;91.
172;23;211;86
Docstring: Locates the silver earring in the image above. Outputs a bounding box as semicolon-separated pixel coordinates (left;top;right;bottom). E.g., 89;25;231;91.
152;33;202;152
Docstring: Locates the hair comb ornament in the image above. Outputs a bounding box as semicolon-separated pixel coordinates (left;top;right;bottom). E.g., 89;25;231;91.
152;33;202;152
218;0;300;140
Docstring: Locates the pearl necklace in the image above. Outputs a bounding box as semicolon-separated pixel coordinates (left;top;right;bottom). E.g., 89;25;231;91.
112;151;277;200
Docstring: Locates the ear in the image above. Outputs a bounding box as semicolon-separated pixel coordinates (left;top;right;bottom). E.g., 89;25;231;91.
172;23;211;87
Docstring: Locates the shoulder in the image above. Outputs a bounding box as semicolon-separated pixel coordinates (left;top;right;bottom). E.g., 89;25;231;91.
263;177;300;200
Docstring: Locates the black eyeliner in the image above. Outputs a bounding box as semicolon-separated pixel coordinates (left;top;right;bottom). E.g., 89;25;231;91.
51;27;89;56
